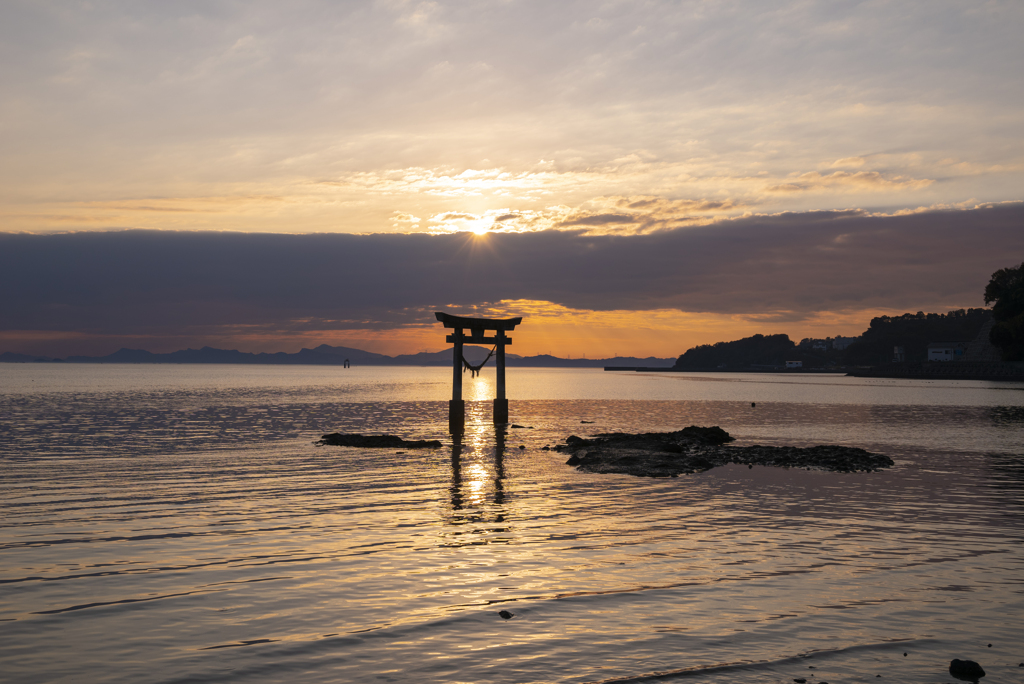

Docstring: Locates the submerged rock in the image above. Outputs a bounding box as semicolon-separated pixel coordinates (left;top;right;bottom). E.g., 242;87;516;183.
556;426;893;477
498;610;514;619
949;659;985;681
317;433;442;449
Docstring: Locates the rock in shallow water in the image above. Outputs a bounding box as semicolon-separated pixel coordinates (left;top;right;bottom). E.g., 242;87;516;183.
316;433;442;449
949;659;985;681
556;426;893;477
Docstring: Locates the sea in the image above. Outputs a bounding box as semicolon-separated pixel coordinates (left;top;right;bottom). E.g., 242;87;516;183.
1;364;1023;684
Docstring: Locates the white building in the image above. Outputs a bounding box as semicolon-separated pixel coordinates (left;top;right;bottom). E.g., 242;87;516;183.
927;342;966;362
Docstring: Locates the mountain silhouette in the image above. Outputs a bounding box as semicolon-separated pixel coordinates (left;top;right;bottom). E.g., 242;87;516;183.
7;344;674;368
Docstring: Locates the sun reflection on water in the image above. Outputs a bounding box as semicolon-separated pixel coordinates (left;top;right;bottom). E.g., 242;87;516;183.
441;413;512;548
466;375;494;402
465;463;489;506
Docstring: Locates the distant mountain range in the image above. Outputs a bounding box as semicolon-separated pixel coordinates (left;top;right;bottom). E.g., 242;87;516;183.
0;344;674;368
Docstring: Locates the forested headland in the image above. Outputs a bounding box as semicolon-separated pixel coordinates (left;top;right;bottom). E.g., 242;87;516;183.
673;308;993;370
674;261;1024;370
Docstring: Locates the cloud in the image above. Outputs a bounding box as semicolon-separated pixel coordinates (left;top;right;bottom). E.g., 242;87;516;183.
390;211;421;228
766;171;934;193
559;213;635;226
2;204;1019;345
548;196;746;234
408;195;747;236
2;0;1022;235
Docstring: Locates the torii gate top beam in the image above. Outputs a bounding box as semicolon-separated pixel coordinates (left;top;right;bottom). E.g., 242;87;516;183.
434;312;522;331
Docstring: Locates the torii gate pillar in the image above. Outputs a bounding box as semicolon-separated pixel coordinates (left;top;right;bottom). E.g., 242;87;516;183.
435;312;522;432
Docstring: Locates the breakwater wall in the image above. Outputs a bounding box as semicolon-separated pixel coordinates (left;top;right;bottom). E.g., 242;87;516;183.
848;361;1024;381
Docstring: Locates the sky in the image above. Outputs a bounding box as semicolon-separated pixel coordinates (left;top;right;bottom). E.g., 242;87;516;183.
2;1;1023;358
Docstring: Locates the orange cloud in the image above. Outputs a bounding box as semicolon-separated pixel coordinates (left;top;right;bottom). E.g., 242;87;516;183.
767;171;933;193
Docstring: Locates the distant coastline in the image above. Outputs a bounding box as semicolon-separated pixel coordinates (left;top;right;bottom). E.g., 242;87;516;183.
604;366;852;373
0;344;675;369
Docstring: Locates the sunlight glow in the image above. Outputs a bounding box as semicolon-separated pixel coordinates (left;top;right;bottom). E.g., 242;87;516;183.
467;375;495;402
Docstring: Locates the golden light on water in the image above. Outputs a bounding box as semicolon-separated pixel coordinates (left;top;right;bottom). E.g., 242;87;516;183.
466;375;495;402
464;463;489;507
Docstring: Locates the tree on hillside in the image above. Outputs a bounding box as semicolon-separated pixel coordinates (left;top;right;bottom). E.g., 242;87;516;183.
674;334;796;369
984;261;1024;362
842;308;991;365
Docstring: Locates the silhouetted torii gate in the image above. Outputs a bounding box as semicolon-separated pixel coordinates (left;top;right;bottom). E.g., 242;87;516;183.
435;312;522;432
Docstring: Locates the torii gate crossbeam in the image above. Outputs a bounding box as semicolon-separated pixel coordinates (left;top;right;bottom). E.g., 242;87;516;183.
435;312;522;432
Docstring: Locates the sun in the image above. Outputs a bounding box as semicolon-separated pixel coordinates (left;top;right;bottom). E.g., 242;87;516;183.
464;218;490;235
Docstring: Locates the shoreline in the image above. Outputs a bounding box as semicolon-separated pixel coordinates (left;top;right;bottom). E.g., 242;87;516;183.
606;362;1024;381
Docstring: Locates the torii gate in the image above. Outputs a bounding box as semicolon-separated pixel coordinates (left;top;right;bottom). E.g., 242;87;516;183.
435;312;522;432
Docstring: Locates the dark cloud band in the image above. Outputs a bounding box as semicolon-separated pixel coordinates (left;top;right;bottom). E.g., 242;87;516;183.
2;204;1020;336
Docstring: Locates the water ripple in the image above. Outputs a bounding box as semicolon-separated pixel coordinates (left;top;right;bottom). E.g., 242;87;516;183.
2;367;1023;683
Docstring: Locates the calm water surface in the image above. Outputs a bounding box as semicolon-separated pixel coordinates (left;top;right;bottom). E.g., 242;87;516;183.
2;365;1023;683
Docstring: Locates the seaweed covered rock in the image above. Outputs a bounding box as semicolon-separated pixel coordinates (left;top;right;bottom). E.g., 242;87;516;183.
557;426;893;477
317;433;442;449
678;425;734;444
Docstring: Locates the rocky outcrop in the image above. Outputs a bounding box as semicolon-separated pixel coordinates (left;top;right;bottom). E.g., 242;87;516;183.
317;433;442;449
949;659;985;681
557;426;893;477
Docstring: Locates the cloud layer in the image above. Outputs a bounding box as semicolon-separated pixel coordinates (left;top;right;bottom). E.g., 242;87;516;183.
1;1;1022;233
3;205;1019;354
